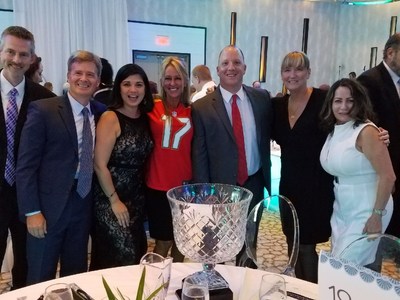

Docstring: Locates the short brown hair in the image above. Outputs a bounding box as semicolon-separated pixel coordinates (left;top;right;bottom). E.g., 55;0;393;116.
192;65;212;81
0;26;35;54
67;50;102;77
383;33;400;60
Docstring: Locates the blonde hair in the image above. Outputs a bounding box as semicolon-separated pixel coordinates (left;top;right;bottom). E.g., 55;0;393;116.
160;57;190;113
281;51;310;72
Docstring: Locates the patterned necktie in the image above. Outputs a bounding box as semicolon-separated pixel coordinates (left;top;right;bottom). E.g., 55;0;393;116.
4;88;19;185
76;107;93;198
231;94;248;185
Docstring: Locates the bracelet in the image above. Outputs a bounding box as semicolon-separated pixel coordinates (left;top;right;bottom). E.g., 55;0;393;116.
108;190;117;199
372;208;387;216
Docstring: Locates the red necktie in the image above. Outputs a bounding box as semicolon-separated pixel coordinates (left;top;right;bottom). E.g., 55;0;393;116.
231;94;248;185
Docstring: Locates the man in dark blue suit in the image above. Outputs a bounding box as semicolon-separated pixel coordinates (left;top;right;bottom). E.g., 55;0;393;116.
358;33;400;238
16;50;106;284
0;26;55;289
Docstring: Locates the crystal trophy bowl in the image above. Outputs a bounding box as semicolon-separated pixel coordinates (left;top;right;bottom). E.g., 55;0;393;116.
167;183;252;290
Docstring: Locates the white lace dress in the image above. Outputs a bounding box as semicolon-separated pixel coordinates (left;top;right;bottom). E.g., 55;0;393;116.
320;120;393;265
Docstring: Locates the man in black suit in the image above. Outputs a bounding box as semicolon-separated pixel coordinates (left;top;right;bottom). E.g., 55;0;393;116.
358;33;400;237
16;50;106;284
0;26;55;289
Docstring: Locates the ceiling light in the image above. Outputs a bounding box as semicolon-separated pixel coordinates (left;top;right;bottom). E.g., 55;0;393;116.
344;0;393;5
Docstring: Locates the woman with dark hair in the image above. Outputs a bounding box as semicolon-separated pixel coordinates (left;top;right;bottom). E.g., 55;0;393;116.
25;56;43;83
90;64;154;269
319;78;395;266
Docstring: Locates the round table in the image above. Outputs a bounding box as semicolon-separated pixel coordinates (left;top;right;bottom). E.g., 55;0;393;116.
0;263;318;299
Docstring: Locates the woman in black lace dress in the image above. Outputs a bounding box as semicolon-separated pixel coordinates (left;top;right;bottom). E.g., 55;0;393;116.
90;64;154;270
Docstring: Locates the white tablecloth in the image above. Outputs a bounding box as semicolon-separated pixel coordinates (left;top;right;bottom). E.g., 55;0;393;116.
0;263;318;299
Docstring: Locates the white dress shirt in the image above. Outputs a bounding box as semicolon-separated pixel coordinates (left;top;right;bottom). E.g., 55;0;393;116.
219;86;261;176
1;70;25;119
191;81;216;103
67;93;95;177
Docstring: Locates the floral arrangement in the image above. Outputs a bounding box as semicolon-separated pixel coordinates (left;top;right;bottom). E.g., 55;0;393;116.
102;266;165;300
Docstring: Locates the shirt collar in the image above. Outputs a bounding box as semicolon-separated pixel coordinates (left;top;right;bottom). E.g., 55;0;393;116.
67;92;92;116
219;85;245;104
0;70;26;97
383;60;400;85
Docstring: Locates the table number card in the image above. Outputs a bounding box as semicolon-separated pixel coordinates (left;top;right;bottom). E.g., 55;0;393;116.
318;250;400;299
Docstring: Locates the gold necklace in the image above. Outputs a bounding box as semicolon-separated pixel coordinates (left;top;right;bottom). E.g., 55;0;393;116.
288;88;311;119
288;98;302;119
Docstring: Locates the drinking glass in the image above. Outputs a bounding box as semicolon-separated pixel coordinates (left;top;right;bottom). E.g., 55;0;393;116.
259;274;287;300
182;274;210;300
168;183;252;290
140;252;172;299
44;283;73;300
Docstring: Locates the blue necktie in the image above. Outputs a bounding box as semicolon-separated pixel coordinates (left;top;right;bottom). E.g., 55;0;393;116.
4;88;19;185
76;107;93;198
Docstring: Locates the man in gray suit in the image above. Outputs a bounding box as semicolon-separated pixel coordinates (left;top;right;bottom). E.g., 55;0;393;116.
16;50;106;284
191;46;272;266
191;45;272;215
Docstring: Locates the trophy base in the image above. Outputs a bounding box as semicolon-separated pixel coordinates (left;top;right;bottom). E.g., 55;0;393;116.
176;287;233;300
176;270;233;300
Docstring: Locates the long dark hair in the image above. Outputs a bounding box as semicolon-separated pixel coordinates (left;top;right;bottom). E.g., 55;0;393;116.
109;64;154;113
319;78;375;133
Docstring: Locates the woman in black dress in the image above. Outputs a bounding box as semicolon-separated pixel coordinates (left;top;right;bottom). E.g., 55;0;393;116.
90;64;154;270
272;51;334;283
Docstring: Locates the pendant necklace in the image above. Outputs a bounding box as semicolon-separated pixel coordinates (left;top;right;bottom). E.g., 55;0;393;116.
288;97;301;119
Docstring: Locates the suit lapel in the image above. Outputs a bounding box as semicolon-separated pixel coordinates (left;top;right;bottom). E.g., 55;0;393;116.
15;80;36;147
212;87;236;141
0;93;5;149
0;93;5;173
377;63;400;111
58;95;78;154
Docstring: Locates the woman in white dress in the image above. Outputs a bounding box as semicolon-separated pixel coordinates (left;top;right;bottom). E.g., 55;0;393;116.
319;78;396;266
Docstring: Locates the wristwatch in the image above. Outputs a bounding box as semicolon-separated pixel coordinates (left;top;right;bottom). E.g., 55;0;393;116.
372;208;387;216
